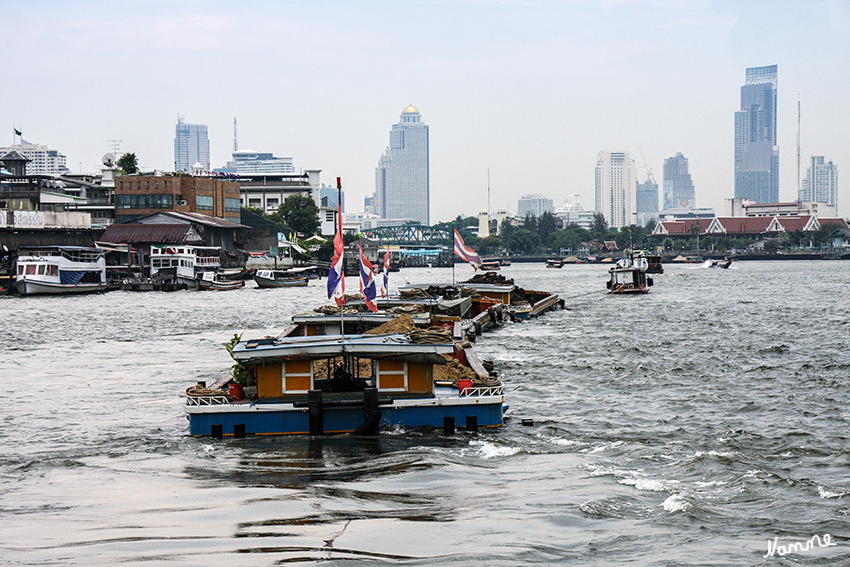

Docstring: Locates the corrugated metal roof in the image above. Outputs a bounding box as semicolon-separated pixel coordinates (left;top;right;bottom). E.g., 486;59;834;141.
101;223;189;244
0;231;95;249
133;211;246;228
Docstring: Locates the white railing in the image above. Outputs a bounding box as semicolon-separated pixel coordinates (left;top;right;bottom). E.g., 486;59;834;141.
186;395;231;406
459;385;505;397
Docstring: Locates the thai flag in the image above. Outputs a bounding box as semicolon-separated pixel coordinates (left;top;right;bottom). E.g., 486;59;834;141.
381;244;390;298
327;204;345;306
359;241;378;313
454;228;481;269
296;232;304;238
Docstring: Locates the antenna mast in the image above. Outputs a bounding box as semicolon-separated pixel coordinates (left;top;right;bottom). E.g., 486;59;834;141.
796;95;801;204
233;118;238;152
487;168;491;219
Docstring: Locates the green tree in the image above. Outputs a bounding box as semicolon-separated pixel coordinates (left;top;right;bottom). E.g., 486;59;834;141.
537;211;558;248
813;223;842;247
499;218;515;239
272;194;319;236
591;213;608;236
116;153;138;174
478;235;505;256
506;229;541;254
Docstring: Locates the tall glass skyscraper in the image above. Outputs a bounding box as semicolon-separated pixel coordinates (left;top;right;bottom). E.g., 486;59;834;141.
734;65;778;204
174;116;210;173
663;153;696;210
375;106;430;225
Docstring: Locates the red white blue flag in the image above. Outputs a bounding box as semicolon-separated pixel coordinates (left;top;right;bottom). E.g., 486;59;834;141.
359;241;378;312
454;228;481;269
327;204;345;306
381;244;390;298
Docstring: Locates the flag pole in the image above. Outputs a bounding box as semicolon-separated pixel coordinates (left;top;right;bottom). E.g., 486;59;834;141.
337;177;344;340
451;222;456;285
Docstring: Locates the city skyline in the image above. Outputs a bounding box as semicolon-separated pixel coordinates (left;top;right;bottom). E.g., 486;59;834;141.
3;1;849;223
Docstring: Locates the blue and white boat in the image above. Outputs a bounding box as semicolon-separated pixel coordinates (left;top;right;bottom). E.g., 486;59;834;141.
14;246;109;295
185;331;505;436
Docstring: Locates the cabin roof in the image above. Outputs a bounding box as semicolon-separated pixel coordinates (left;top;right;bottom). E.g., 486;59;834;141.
232;333;454;362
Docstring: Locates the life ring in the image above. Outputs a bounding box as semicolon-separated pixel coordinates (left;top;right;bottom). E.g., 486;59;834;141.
488;306;499;325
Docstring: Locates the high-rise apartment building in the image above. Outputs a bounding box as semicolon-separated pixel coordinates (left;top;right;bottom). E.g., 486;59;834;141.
0;142;69;175
375;106;430;225
734;65;778;204
595;151;636;229
663;153;696;210
518;194;554;218
174;117;210;173
800;156;839;212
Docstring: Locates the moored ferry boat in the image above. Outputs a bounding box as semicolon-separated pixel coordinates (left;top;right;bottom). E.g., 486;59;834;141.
14;246;109;295
253;269;309;288
150;245;221;288
185;330;505;436
197;271;245;291
607;251;653;294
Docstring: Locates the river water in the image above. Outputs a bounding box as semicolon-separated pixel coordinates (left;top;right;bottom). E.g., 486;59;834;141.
1;261;848;566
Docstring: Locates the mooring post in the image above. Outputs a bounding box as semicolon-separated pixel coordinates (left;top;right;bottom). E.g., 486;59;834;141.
308;390;324;435
443;416;455;435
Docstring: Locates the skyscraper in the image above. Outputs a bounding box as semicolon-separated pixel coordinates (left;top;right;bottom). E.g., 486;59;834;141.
174;116;210;173
375;106;430;225
635;174;658;226
734;65;778;204
662;153;696;210
595;151;636;229
800;156;839;211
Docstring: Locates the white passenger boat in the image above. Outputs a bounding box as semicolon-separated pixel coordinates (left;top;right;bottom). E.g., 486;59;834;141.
150;245;221;288
14;246;110;296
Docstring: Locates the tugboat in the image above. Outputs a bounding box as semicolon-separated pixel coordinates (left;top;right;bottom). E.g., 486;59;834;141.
606;251;653;294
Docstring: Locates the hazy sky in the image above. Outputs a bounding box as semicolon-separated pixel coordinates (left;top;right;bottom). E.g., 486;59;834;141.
3;0;849;223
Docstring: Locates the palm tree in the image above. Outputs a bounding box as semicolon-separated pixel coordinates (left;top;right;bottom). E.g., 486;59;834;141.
688;222;701;254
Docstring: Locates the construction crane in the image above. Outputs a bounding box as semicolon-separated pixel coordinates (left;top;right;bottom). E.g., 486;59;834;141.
637;148;655;184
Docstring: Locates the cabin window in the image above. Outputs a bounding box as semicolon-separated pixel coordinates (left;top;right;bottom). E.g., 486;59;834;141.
48;265;58;276
283;360;312;393
37;264;46;275
26;264;37;275
17;265;23;275
376;360;407;391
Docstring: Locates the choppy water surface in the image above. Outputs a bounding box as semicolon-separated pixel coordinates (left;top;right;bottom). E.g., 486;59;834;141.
1;261;849;566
